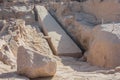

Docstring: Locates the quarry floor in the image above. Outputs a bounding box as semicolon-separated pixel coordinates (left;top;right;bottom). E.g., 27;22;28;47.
1;56;120;80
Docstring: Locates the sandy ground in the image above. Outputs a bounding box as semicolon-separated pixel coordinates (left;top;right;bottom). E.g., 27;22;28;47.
33;56;120;80
0;56;120;80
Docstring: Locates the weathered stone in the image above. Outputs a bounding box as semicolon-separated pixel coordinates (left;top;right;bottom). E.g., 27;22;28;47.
69;21;120;68
5;19;52;57
17;46;57;78
87;23;120;68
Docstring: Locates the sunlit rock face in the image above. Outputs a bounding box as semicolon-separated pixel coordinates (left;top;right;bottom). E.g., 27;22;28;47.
17;46;57;78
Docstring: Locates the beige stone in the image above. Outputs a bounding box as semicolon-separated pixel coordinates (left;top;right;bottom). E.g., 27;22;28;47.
87;23;120;68
17;46;57;78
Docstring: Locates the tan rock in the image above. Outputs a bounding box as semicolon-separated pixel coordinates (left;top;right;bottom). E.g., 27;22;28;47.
70;21;120;68
87;23;120;68
17;46;57;78
5;19;52;57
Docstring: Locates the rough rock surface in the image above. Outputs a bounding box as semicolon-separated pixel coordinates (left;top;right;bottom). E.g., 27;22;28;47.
87;23;120;68
0;18;55;78
5;19;52;56
72;22;120;68
73;22;120;68
17;46;57;78
12;19;56;78
20;24;53;55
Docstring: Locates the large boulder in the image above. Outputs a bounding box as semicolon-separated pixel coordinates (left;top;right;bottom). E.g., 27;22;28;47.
87;23;120;68
17;46;57;78
72;21;120;68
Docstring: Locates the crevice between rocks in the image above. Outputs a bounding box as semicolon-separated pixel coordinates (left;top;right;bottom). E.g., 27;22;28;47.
48;10;85;55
